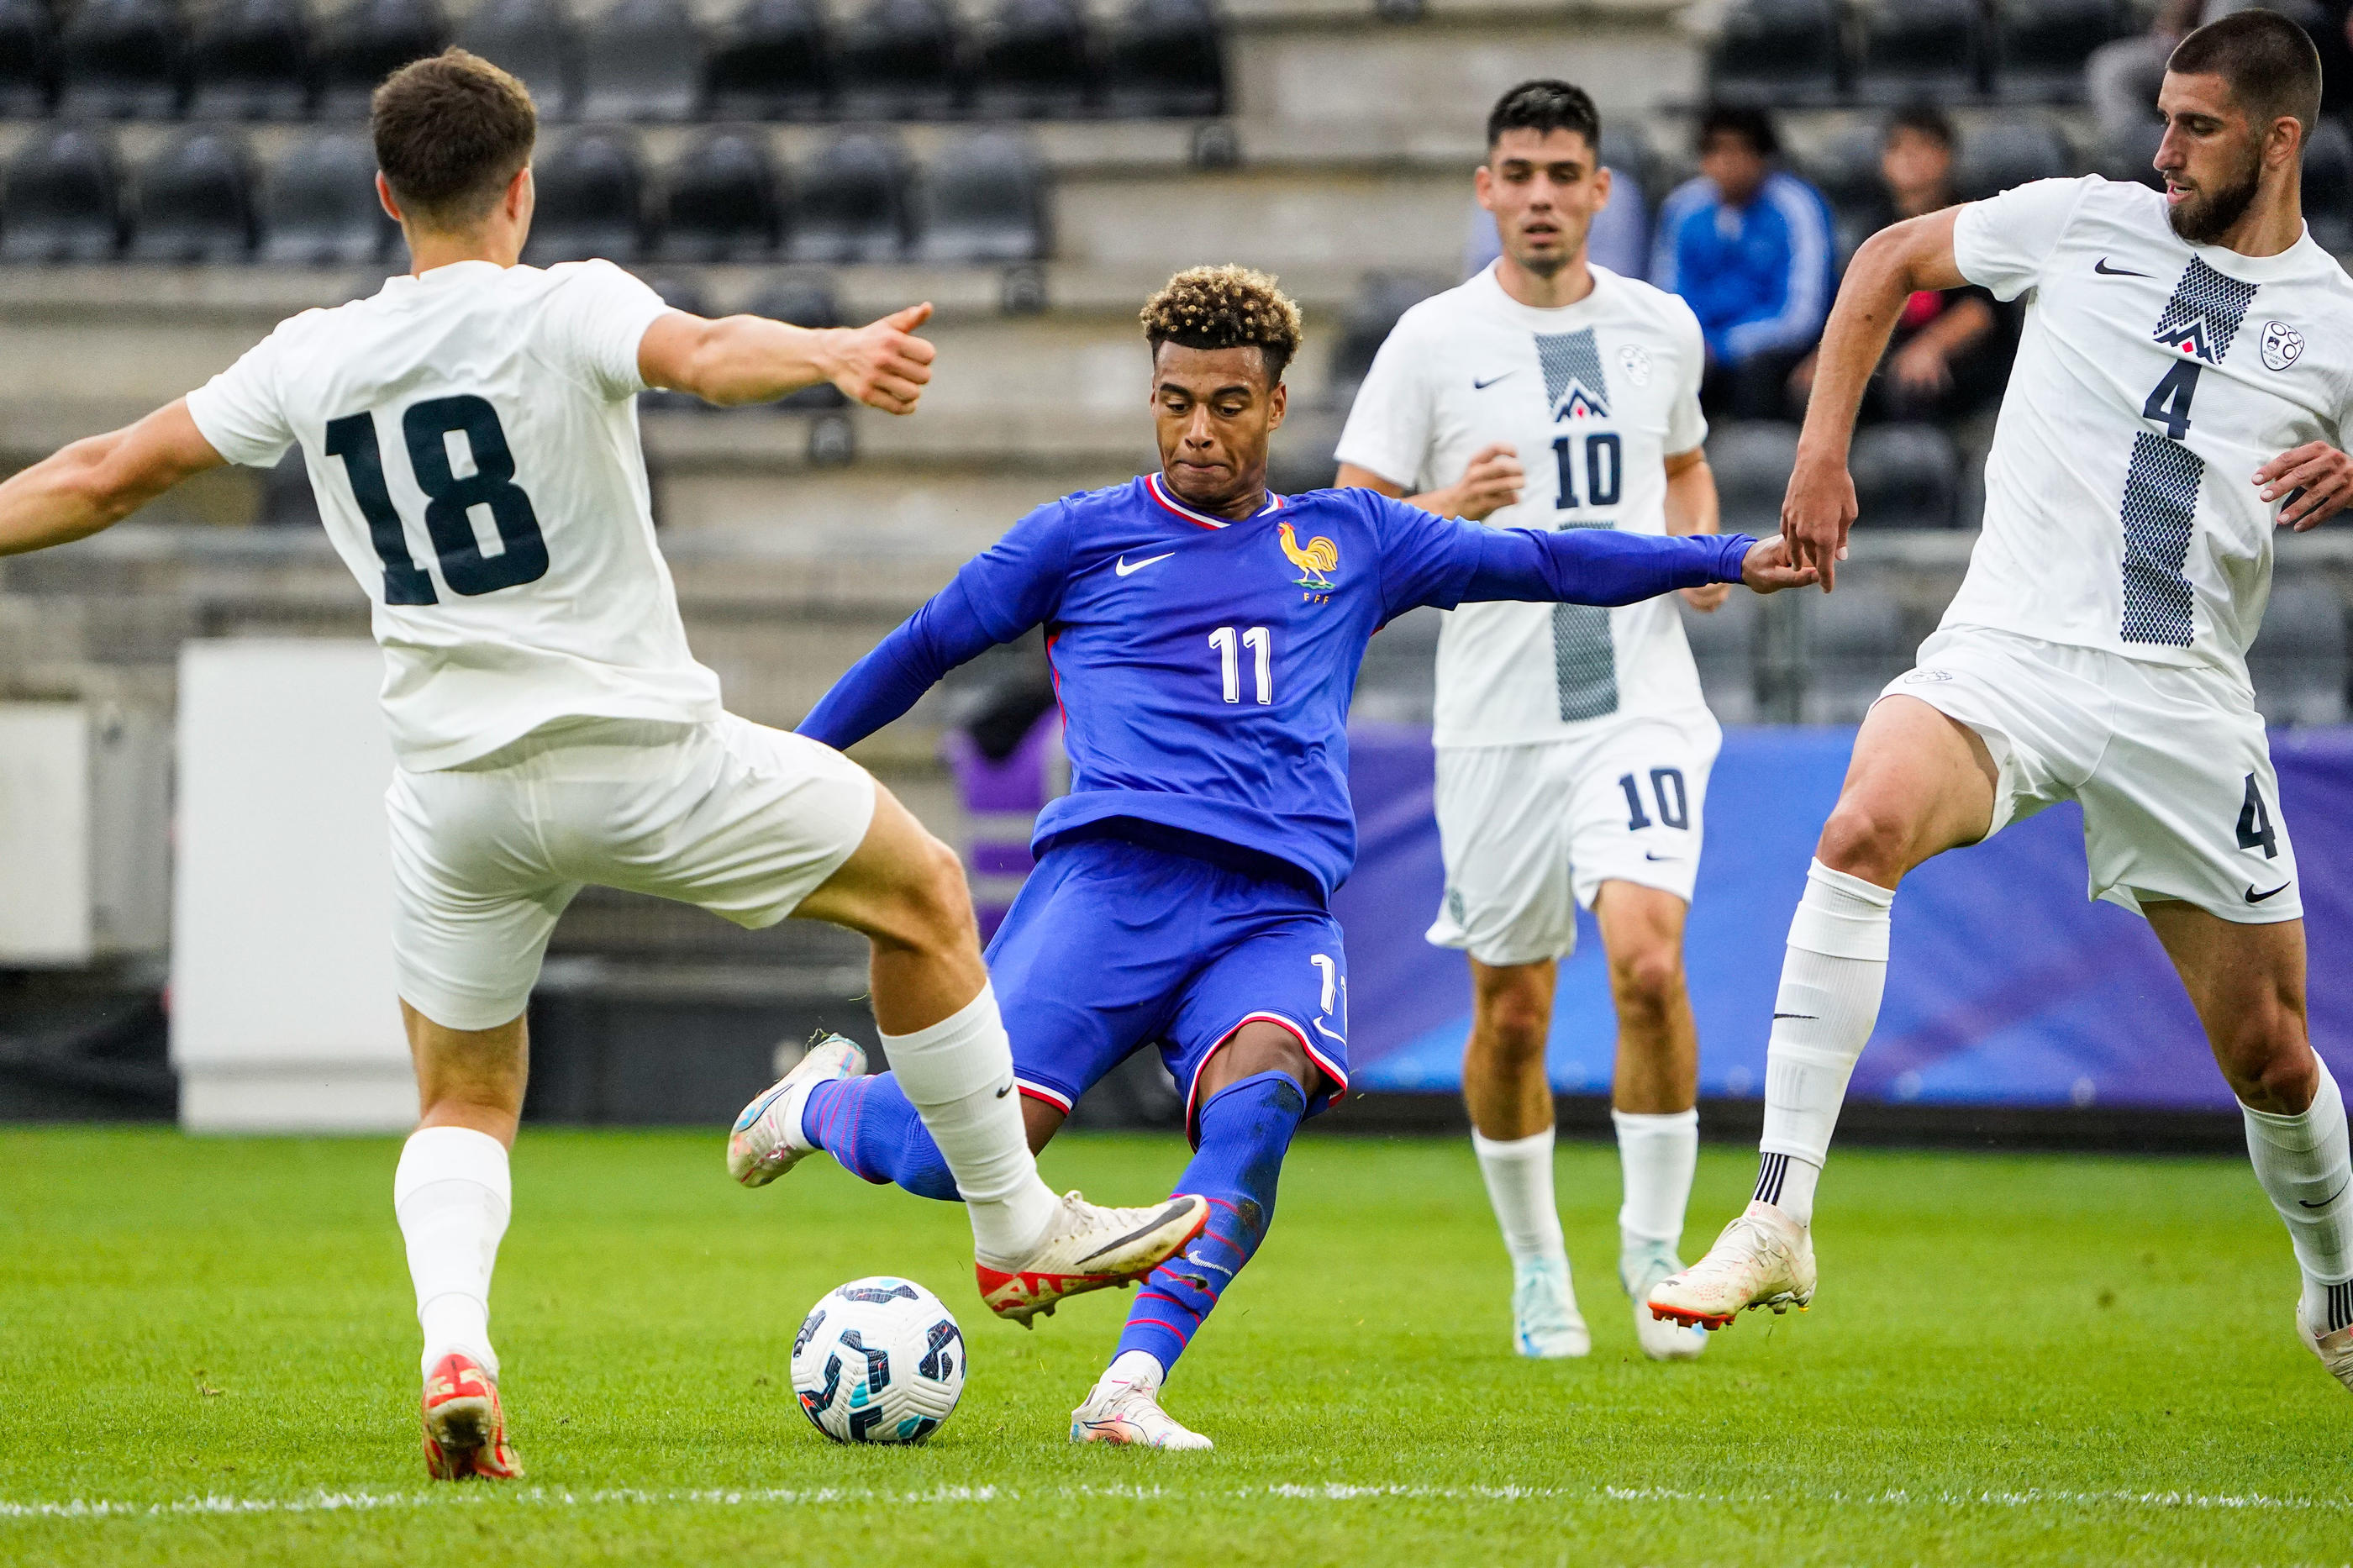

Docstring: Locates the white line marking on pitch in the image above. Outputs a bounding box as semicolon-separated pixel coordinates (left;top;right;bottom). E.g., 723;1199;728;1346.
6;1483;2351;1523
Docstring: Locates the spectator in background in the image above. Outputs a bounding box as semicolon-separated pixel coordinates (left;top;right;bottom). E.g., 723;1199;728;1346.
2087;0;2260;138
1789;106;2008;424
1651;105;1835;418
1461;160;1648;280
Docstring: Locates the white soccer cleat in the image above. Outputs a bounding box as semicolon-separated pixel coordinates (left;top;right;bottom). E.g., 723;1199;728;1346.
727;1033;866;1187
1646;1200;1816;1331
2298;1293;2353;1395
1070;1374;1213;1450
976;1189;1209;1325
1511;1256;1590;1359
1622;1242;1709;1362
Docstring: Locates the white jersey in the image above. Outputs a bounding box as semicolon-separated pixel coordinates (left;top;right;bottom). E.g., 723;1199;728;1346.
186;259;720;770
1950;176;2353;676
1334;262;1712;748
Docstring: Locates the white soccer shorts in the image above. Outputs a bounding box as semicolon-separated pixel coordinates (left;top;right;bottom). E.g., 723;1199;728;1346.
1426;709;1722;967
387;713;878;1031
1882;626;2300;924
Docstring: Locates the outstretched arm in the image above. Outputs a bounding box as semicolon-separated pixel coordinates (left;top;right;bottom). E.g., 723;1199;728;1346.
1459;525;1812;608
799;582;1007;750
639;303;938;413
0;400;224;558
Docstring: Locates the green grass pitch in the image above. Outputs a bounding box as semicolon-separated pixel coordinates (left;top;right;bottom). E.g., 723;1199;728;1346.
3;1125;2350;1565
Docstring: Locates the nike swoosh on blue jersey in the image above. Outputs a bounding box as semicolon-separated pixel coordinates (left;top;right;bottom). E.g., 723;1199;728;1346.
1114;552;1175;576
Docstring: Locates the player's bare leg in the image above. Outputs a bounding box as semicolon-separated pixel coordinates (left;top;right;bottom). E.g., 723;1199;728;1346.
1592;881;1707;1360
1652;696;1996;1329
734;782;1207;1315
2145;905;2353;1393
399;1002;526;1480
1464;956;1588;1358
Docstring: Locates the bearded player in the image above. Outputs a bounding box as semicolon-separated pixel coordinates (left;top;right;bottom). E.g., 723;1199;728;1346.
0;50;1208;1479
725;265;1817;1446
1650;11;2353;1399
1335;80;1723;1364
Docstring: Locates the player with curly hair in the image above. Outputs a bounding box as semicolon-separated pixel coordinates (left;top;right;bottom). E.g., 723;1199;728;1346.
726;264;1816;1445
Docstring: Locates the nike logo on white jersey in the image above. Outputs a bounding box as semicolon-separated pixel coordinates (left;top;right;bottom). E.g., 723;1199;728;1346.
1115;552;1174;576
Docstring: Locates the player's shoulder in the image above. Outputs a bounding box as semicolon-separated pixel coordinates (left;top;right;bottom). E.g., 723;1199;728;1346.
1386;276;1490;340
1595;267;1702;332
1276;483;1417;539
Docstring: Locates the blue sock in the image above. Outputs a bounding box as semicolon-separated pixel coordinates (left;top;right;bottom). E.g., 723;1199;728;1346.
1115;1070;1306;1376
799;1073;961;1202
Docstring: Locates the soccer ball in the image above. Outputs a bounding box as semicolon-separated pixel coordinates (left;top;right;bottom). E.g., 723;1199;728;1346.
790;1276;966;1444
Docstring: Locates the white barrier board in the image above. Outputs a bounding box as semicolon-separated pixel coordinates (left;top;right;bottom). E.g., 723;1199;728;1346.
170;639;413;1132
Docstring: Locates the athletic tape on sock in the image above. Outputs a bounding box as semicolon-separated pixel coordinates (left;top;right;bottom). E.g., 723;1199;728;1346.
1785;859;1895;960
879;985;1015;1106
2245;1055;2353;1291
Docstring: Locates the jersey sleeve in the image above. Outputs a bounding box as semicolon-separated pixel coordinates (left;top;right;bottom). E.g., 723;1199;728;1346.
1373;491;1750;614
182;324;297;468
1952;176;2097;303
1333;313;1435;492
539;260;673;400
1664;299;1709;455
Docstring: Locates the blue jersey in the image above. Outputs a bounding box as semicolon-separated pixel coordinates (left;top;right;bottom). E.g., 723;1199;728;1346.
800;472;1752;896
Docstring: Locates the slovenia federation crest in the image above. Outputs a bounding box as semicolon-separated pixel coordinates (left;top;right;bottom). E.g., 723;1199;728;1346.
1278;520;1338;591
2261;320;2304;371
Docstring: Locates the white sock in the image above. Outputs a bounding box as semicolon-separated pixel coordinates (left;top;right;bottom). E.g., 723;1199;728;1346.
393;1126;510;1381
2243;1055;2353;1332
1471;1125;1566;1267
1613;1108;1698;1254
1105;1348;1166;1390
1755;859;1893;1228
881;984;1058;1261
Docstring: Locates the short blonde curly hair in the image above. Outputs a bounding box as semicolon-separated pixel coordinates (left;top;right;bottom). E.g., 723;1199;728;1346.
1140;265;1304;384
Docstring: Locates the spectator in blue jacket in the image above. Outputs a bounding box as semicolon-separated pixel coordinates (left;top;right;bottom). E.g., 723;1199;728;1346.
1650;105;1836;418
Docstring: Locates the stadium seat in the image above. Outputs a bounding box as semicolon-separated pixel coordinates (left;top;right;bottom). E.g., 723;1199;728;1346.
578;0;704;122
314;0;451;120
1326;272;1446;411
259;131;392;265
1680;590;1758;723
1705;0;1840;108
129;129;257;264
834;0;963;122
188;0;311;120
745;274;850;409
458;0;578;119
2250;581;2349;726
1954;119;2072;202
1801;590;1908;722
706;0;831;120
522;130;647;264
1805;121;1891;259
1854;0;1983;106
1102;0;1223;118
0;125;124;263
972;0;1093;119
913;131;1045;264
2303;119;2353;254
0;0;57;118
2093;115;2163;190
57;0;187;120
1992;0;2126;104
1850;423;1958;529
787;131;910;264
1703;420;1799;536
656;130;784;262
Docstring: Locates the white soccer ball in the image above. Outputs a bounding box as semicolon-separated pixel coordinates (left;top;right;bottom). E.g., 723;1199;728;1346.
790;1276;966;1444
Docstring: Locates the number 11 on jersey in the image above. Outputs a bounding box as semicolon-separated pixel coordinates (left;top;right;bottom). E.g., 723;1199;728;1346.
1210;625;1272;704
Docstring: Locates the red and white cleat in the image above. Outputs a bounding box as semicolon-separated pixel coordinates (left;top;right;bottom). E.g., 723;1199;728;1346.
420;1352;524;1481
1645;1201;1816;1331
976;1191;1209;1325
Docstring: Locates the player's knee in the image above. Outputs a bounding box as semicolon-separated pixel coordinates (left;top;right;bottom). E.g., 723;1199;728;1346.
1608;942;1684;1018
1473;984;1550;1063
876;831;976;955
1816;797;1910;885
2214;1004;2316;1113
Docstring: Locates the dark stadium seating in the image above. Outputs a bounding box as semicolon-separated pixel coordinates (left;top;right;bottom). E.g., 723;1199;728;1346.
2250;582;2349;726
0;0;57;118
259;131;391;265
578;0;705;123
655;129;785;262
522;129;646;264
834;0;963;122
1992;0;2126;104
1103;0;1223;118
973;0;1093;120
1955;119;2071;200
129;129;257;263
1705;420;1800;536
458;0;579;120
188;0;312;121
787;130;911;263
1680;591;1759;723
747;275;850;409
1850;423;1958;530
2304;119;2353;254
706;0;831;121
1801;590;1909;721
1803;121;1889;259
0;126;124;262
314;0;450;120
1326;272;1445;410
2093;116;2163;189
1854;0;1982;106
1706;0;1841;108
914;130;1045;263
57;0;187;120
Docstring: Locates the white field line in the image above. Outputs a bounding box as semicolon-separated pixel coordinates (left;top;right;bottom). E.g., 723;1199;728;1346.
5;1482;2352;1523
